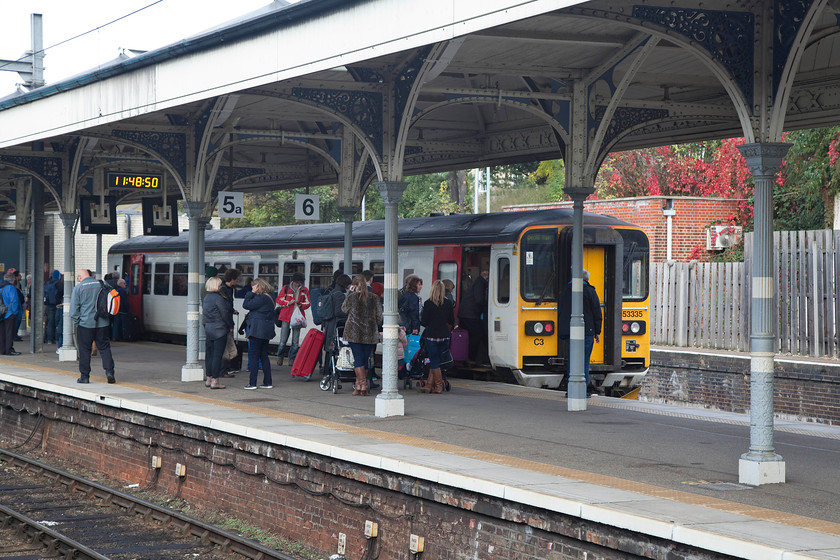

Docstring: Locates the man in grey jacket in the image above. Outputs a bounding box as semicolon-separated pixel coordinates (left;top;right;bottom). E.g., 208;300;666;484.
70;268;116;384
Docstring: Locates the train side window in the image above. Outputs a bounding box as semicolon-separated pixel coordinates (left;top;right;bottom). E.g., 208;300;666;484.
153;262;170;296
235;262;254;295
310;261;333;290
497;257;510;304
370;261;384;284
282;262;305;288
142;263;151;295
213;262;231;276
172;263;188;296
339;261;363;276
258;262;279;292
437;261;457;303
520;229;557;301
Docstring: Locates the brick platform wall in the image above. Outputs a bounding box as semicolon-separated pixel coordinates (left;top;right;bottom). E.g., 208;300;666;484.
644;350;840;425
0;383;733;560
506;197;742;262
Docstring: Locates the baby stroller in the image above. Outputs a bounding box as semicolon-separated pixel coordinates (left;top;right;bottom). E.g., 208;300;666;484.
319;325;357;394
403;333;452;392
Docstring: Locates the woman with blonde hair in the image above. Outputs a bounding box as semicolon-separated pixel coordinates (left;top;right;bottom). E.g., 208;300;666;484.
341;275;382;395
420;280;455;393
203;276;233;389
242;277;276;390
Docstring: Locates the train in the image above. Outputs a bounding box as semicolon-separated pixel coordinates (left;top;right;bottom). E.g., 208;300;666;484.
107;209;650;393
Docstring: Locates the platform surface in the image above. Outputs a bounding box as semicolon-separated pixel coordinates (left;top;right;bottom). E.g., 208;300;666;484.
2;338;839;560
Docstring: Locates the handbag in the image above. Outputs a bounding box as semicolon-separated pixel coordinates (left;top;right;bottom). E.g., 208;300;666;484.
336;346;354;370
273;306;284;327
290;306;307;329
222;332;237;361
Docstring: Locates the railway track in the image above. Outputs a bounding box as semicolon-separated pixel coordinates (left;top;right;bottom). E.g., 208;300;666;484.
0;447;300;560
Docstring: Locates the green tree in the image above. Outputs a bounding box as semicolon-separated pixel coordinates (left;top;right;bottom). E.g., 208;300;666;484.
774;127;840;230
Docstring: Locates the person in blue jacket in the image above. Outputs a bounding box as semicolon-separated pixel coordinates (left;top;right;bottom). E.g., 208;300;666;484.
0;269;22;355
242;278;276;390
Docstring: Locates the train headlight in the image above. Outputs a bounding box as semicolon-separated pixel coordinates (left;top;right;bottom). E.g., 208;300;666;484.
622;320;646;335
525;321;554;336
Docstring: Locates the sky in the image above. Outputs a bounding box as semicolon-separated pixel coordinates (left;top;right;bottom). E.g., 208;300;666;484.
0;0;289;93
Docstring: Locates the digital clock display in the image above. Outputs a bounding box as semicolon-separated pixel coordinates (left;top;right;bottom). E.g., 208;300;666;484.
108;173;163;189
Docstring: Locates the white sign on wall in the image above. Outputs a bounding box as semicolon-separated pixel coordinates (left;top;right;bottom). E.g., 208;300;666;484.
218;192;244;218
295;194;320;221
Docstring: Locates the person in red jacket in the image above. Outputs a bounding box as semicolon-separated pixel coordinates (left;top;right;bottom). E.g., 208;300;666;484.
275;272;310;366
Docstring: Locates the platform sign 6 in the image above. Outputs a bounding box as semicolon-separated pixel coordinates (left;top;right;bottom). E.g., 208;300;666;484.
295;194;320;221
218;192;244;218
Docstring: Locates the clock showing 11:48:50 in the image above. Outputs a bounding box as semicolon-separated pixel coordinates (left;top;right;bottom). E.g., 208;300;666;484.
108;173;163;189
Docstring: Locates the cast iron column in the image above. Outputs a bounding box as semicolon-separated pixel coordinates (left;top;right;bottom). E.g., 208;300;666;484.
339;207;356;274
565;187;592;411
29;182;44;353
182;202;207;382
374;181;407;417
737;142;788;485
58;213;78;362
197;217;210;360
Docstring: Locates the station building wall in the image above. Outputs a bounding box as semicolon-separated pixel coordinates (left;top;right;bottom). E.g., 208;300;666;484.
504;197;742;263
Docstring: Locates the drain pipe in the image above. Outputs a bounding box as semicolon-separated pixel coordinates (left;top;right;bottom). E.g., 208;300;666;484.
662;198;675;261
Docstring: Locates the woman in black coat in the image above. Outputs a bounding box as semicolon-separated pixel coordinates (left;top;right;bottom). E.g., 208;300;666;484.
203;276;234;389
243;278;277;389
420;280;455;394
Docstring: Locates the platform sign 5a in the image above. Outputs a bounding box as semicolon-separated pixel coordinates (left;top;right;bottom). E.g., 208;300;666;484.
295;194;319;221
218;192;244;218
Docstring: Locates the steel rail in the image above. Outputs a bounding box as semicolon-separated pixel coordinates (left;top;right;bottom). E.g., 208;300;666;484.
0;502;112;560
0;447;299;560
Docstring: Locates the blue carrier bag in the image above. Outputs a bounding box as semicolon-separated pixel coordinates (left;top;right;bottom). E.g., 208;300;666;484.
405;334;421;363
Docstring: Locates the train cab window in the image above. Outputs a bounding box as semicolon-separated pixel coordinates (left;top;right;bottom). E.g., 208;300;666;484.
142;263;151;295
258;262;279;292
437;261;457;303
235;262;254;295
620;229;650;301
370;261;384;284
172;263;188;296
339;261;363;276
310;262;334;290
497;257;510;304
153;262;170;296
282;262;305;288
521;229;557;301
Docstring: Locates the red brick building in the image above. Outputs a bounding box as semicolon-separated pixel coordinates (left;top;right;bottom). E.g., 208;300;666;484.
504;196;742;262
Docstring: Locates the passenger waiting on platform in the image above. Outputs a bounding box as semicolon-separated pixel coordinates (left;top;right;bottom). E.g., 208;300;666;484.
398;274;423;335
275;272;310;367
320;274;351;355
70;268;116;384
341;274;382;396
111;278;129;341
0;270;22;355
12;269;24;342
458;268;489;364
558;269;602;396
420;280;455;394
44;270;63;345
203;276;233;390
242;278;276;390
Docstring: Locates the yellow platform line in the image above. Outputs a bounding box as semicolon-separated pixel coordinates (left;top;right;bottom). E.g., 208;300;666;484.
3;360;840;537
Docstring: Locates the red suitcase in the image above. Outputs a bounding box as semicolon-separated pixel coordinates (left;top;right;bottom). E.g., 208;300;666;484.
450;327;469;362
291;329;325;379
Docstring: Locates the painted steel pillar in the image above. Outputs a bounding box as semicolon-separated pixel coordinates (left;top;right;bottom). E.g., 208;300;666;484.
58;213;78;362
197;217;210;361
182;202;207;382
16;231;27;337
95;234;103;278
29;182;44;354
374;181;407;418
565;187;591;411
339;207;356;275
737;142;789;485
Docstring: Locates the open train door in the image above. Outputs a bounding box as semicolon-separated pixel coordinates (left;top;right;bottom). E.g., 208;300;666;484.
558;227;623;376
433;245;462;315
128;254;145;331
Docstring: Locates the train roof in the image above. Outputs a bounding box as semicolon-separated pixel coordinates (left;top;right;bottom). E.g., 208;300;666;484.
109;209;639;254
